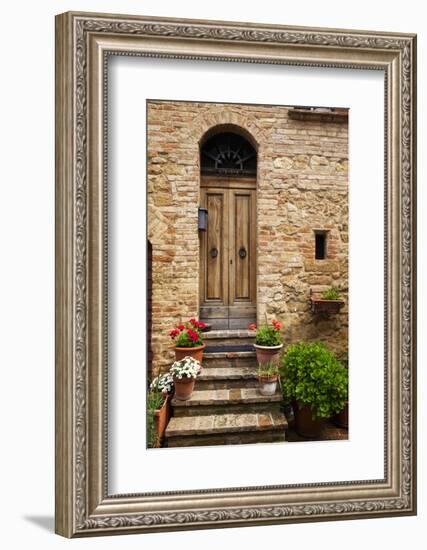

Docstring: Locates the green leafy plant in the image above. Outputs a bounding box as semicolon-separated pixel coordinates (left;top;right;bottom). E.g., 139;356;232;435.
257;362;279;378
280;342;348;420
249;320;282;347
147;391;165;448
322;287;341;301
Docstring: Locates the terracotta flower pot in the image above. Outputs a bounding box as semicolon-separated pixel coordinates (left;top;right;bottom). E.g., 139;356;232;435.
173;343;205;363
173;376;196;401
258;375;278;396
152;395;170;448
333;402;349;429
254;344;283;366
293;401;325;438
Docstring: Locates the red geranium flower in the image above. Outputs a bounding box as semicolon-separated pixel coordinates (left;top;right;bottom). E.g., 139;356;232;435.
198;321;206;329
248;323;257;331
169;329;180;339
178;324;185;331
187;329;199;343
272;320;282;331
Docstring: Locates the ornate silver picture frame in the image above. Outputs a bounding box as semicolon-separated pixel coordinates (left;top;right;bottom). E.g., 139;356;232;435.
55;11;417;537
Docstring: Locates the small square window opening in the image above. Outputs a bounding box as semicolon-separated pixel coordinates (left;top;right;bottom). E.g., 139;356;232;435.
315;231;327;260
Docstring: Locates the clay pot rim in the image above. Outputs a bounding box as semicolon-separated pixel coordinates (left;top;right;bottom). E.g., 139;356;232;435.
258;374;279;383
253;343;283;350
172;343;206;351
172;374;197;382
293;400;330;419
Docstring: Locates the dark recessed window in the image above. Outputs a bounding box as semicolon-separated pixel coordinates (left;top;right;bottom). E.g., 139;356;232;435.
315;231;327;260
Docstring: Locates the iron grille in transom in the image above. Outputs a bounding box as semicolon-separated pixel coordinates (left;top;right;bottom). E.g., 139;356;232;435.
201;132;257;177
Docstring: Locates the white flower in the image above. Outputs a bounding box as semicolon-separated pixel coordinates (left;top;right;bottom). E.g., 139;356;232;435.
169;356;201;379
150;372;174;393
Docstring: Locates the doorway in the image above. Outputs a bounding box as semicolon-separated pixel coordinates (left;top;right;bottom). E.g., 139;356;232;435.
199;130;257;329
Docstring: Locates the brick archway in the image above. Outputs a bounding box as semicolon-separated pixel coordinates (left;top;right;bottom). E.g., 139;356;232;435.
191;109;266;150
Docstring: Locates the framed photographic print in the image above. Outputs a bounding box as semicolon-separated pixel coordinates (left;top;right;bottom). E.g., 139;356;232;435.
55;11;417;537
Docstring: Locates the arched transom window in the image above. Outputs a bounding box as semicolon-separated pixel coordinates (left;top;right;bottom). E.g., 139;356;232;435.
201;132;257;177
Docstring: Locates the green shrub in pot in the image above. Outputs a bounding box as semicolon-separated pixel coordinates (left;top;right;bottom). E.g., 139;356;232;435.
281;342;348;421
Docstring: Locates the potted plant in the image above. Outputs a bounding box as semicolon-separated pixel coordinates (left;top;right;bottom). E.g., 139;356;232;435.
257;362;279;396
147;390;168;448
169;356;201;401
310;286;344;314
332;351;349;428
150;371;174;397
147;373;175;447
249;319;283;366
281;342;348;438
169;318;206;362
333;401;349;429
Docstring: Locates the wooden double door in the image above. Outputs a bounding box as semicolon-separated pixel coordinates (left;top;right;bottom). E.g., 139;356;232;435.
199;178;257;329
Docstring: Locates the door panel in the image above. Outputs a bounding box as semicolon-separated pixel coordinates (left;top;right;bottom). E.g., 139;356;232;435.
206;193;226;300
200;182;256;328
200;189;228;307
234;192;251;300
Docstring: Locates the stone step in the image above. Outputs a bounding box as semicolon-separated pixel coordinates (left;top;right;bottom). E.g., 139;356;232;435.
166;411;287;436
202;350;257;369
167;431;287;447
203;329;256;348
171;387;282;417
165;411;287;447
196;366;258;390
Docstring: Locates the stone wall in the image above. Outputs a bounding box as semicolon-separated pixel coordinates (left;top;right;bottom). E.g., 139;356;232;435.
147;101;349;375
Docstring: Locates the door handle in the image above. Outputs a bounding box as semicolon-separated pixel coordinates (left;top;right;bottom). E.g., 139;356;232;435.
210;247;218;258
239;246;247;259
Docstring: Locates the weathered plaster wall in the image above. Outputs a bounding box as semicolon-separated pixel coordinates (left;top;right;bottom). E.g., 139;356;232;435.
147;100;349;374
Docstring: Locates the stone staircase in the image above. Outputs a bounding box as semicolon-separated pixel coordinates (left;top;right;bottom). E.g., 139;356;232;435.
165;330;288;447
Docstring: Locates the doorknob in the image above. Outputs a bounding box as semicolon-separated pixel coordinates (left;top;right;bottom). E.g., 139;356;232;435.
239;246;247;259
210;247;218;258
